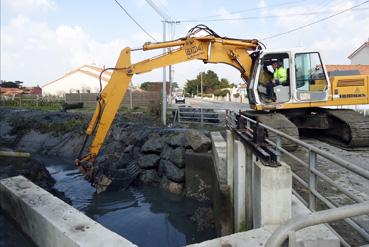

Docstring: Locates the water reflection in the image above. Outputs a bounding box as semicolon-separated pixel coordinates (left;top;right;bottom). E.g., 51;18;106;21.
35;155;215;247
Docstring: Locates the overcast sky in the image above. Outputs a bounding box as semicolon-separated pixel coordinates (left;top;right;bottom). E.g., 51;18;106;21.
1;0;369;87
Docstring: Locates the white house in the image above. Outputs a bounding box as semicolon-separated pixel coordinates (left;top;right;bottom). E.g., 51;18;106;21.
348;40;369;65
42;65;112;96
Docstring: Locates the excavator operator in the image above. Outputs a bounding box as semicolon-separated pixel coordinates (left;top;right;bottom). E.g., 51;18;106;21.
266;61;287;102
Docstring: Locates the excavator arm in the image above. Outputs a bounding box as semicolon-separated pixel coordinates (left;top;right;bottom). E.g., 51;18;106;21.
76;26;262;179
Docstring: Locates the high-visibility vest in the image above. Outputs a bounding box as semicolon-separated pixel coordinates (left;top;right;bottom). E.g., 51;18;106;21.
273;67;287;84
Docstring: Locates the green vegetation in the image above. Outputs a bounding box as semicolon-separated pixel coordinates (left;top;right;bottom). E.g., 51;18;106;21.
184;70;232;96
213;89;230;97
0;80;24;88
140;82;152;91
0;100;61;111
0;104;62;112
233;93;240;98
140;81;179;91
9;115;84;135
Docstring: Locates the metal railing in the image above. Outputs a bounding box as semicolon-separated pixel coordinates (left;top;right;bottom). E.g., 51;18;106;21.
226;110;369;246
265;201;369;247
176;107;225;125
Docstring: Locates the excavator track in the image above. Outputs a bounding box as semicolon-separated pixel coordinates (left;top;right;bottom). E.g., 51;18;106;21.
241;111;299;151
321;109;369;149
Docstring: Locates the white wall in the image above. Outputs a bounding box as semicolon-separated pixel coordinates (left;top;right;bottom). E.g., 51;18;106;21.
42;72;108;96
350;46;369;65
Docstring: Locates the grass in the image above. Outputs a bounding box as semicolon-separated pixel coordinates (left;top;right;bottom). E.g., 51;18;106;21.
8;115;84;135
0;103;62;112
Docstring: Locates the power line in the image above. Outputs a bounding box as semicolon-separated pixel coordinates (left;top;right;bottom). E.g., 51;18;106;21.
262;0;369;40
177;8;368;23
113;0;157;41
181;0;308;21
145;0;173;21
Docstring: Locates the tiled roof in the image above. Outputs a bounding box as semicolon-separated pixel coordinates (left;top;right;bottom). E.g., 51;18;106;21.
325;65;369;75
0;88;24;96
42;65;111;88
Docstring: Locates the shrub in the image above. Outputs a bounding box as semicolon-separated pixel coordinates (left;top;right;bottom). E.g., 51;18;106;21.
213;89;229;97
233;93;240;98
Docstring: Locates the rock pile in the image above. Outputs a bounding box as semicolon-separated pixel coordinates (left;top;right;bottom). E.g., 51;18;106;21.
93;125;212;194
0;109;213;194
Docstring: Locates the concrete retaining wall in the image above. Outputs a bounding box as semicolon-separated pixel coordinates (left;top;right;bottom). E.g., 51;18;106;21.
0;176;136;247
210;132;233;236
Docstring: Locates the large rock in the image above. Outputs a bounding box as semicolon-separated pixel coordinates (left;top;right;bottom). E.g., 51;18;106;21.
115;152;133;169
141;134;162;153
160;176;184;194
139;169;160;184
138;154;160;168
165;132;186;147
159;159;184;182
185;129;211;152
126;128;150;146
160;144;172;160
0;156;54;190
169;147;185;168
109;125;129;142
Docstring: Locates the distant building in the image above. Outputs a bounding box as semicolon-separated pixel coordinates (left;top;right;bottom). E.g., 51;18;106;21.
0;88;24;96
326;65;369;76
140;81;170;94
0;86;42;96
348;40;369;65
23;86;42;96
42;65;112;96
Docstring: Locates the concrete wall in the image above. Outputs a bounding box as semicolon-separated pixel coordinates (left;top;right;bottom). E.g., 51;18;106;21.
0;176;136;247
210;132;233;236
65;91;161;108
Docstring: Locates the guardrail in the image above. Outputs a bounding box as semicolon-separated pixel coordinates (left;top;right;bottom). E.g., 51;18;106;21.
226;110;369;246
265;201;369;247
175;107;226;125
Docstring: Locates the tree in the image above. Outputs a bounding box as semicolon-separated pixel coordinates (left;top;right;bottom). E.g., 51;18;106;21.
184;70;231;95
171;82;179;89
140;82;152;91
0;80;24;88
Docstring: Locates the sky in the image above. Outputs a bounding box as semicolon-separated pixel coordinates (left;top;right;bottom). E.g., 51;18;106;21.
1;0;369;87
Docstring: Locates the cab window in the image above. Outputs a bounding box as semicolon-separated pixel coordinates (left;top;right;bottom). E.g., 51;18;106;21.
295;52;328;91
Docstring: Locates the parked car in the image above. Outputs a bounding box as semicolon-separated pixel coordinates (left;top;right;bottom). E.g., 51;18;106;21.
175;95;185;104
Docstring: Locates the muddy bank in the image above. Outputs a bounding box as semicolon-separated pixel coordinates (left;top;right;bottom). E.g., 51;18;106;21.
0;109;213;196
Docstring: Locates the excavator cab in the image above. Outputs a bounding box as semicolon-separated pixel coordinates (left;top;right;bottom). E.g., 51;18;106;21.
248;50;330;110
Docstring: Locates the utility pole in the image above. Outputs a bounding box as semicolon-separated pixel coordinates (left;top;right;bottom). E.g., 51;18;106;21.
201;71;203;100
162;21;167;125
144;0;180;125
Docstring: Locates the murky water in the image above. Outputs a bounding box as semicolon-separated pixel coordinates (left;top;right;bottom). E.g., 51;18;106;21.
35;154;215;247
0;211;35;247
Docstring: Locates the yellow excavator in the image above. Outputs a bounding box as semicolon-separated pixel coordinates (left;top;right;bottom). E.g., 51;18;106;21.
76;25;369;178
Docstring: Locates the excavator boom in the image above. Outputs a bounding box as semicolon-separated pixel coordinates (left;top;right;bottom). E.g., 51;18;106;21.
75;26;263;178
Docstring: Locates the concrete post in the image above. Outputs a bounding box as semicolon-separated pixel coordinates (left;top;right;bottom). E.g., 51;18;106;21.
226;130;234;193
233;140;246;232
245;147;253;230
253;160;292;228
